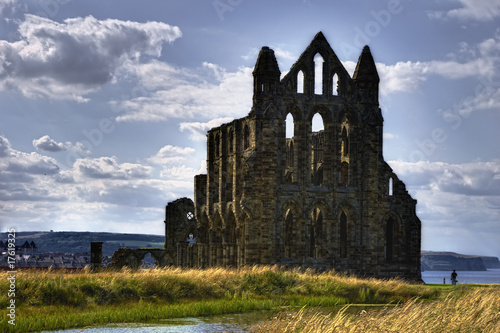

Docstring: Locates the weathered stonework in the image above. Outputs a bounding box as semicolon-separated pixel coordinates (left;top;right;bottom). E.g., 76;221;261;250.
109;248;173;269
165;32;422;281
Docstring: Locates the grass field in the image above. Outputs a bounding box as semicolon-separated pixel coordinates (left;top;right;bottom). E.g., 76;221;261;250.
0;266;497;332
254;286;500;332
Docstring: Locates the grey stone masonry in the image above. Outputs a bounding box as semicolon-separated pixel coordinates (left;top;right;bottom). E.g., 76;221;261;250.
165;32;421;281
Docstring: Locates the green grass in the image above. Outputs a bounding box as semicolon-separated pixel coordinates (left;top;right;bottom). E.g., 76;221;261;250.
0;266;442;332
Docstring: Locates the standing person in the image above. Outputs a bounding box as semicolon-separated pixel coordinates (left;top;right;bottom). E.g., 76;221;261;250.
451;269;458;285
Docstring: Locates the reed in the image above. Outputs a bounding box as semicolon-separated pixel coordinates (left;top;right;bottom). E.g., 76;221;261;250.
0;266;441;332
253;286;500;332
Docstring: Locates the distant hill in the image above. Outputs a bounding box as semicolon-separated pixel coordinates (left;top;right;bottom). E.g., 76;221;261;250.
3;232;500;271
421;251;500;271
0;231;164;257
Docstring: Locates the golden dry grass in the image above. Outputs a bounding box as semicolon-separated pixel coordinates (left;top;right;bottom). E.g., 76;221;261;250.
0;266;445;332
253;286;500;332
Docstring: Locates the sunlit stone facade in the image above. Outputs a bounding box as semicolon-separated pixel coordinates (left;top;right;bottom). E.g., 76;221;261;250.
165;32;421;281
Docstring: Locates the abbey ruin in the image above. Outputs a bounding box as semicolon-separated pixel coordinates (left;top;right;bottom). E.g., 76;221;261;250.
164;32;422;281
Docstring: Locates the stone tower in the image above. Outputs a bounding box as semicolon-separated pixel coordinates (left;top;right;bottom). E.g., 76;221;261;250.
165;32;421;281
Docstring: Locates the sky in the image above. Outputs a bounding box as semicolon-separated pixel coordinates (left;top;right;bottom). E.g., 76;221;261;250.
0;0;499;258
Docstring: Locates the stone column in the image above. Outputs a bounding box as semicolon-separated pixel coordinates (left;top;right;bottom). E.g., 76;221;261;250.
90;242;103;271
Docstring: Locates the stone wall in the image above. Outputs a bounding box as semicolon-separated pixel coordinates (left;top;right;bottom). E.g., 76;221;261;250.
165;32;422;281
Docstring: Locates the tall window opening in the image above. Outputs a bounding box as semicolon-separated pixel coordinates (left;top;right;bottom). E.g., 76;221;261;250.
332;73;339;96
285;113;295;184
297;70;304;94
386;217;395;262
286;113;294;139
340;212;347;258
314;53;324;95
311;113;324;185
312;113;324;132
310;208;323;258
340;117;350;186
341;127;349;157
285;141;294;183
388;177;393;196
284;210;294;258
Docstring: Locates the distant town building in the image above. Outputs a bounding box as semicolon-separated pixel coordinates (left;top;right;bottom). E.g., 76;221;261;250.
0;239;38;254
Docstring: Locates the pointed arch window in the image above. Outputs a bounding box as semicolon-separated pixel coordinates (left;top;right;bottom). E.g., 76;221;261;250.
286;113;294;139
285;141;294;183
310;208;323;258
285;210;294;258
340;212;347;258
332;73;339;96
297;70;304;94
314;53;324;95
311;113;324;186
285;113;295;184
388;177;394;196
341;127;349;157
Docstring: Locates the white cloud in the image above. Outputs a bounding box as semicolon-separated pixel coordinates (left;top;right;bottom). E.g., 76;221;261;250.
180;117;234;141
388;159;500;256
273;47;298;63
114;61;252;122
74;177;189;208
383;133;398;140
148;145;196;165
0;134;65;202
5;151;60;175
32;135;92;155
389;160;500;196
0;14;182;101
74;156;152;179
0;0;15;12
242;46;297;69
0;134;193;231
376;58;495;95
446;0;500;21
33;135;66;152
0;135;12;157
160;165;201;180
160;160;206;180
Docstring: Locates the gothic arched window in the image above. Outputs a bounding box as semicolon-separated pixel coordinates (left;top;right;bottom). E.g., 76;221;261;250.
314;53;324;95
333;73;339;96
341;127;349;157
311;113;324;186
297;70;304;94
310;208;323;258
285;210;294;258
